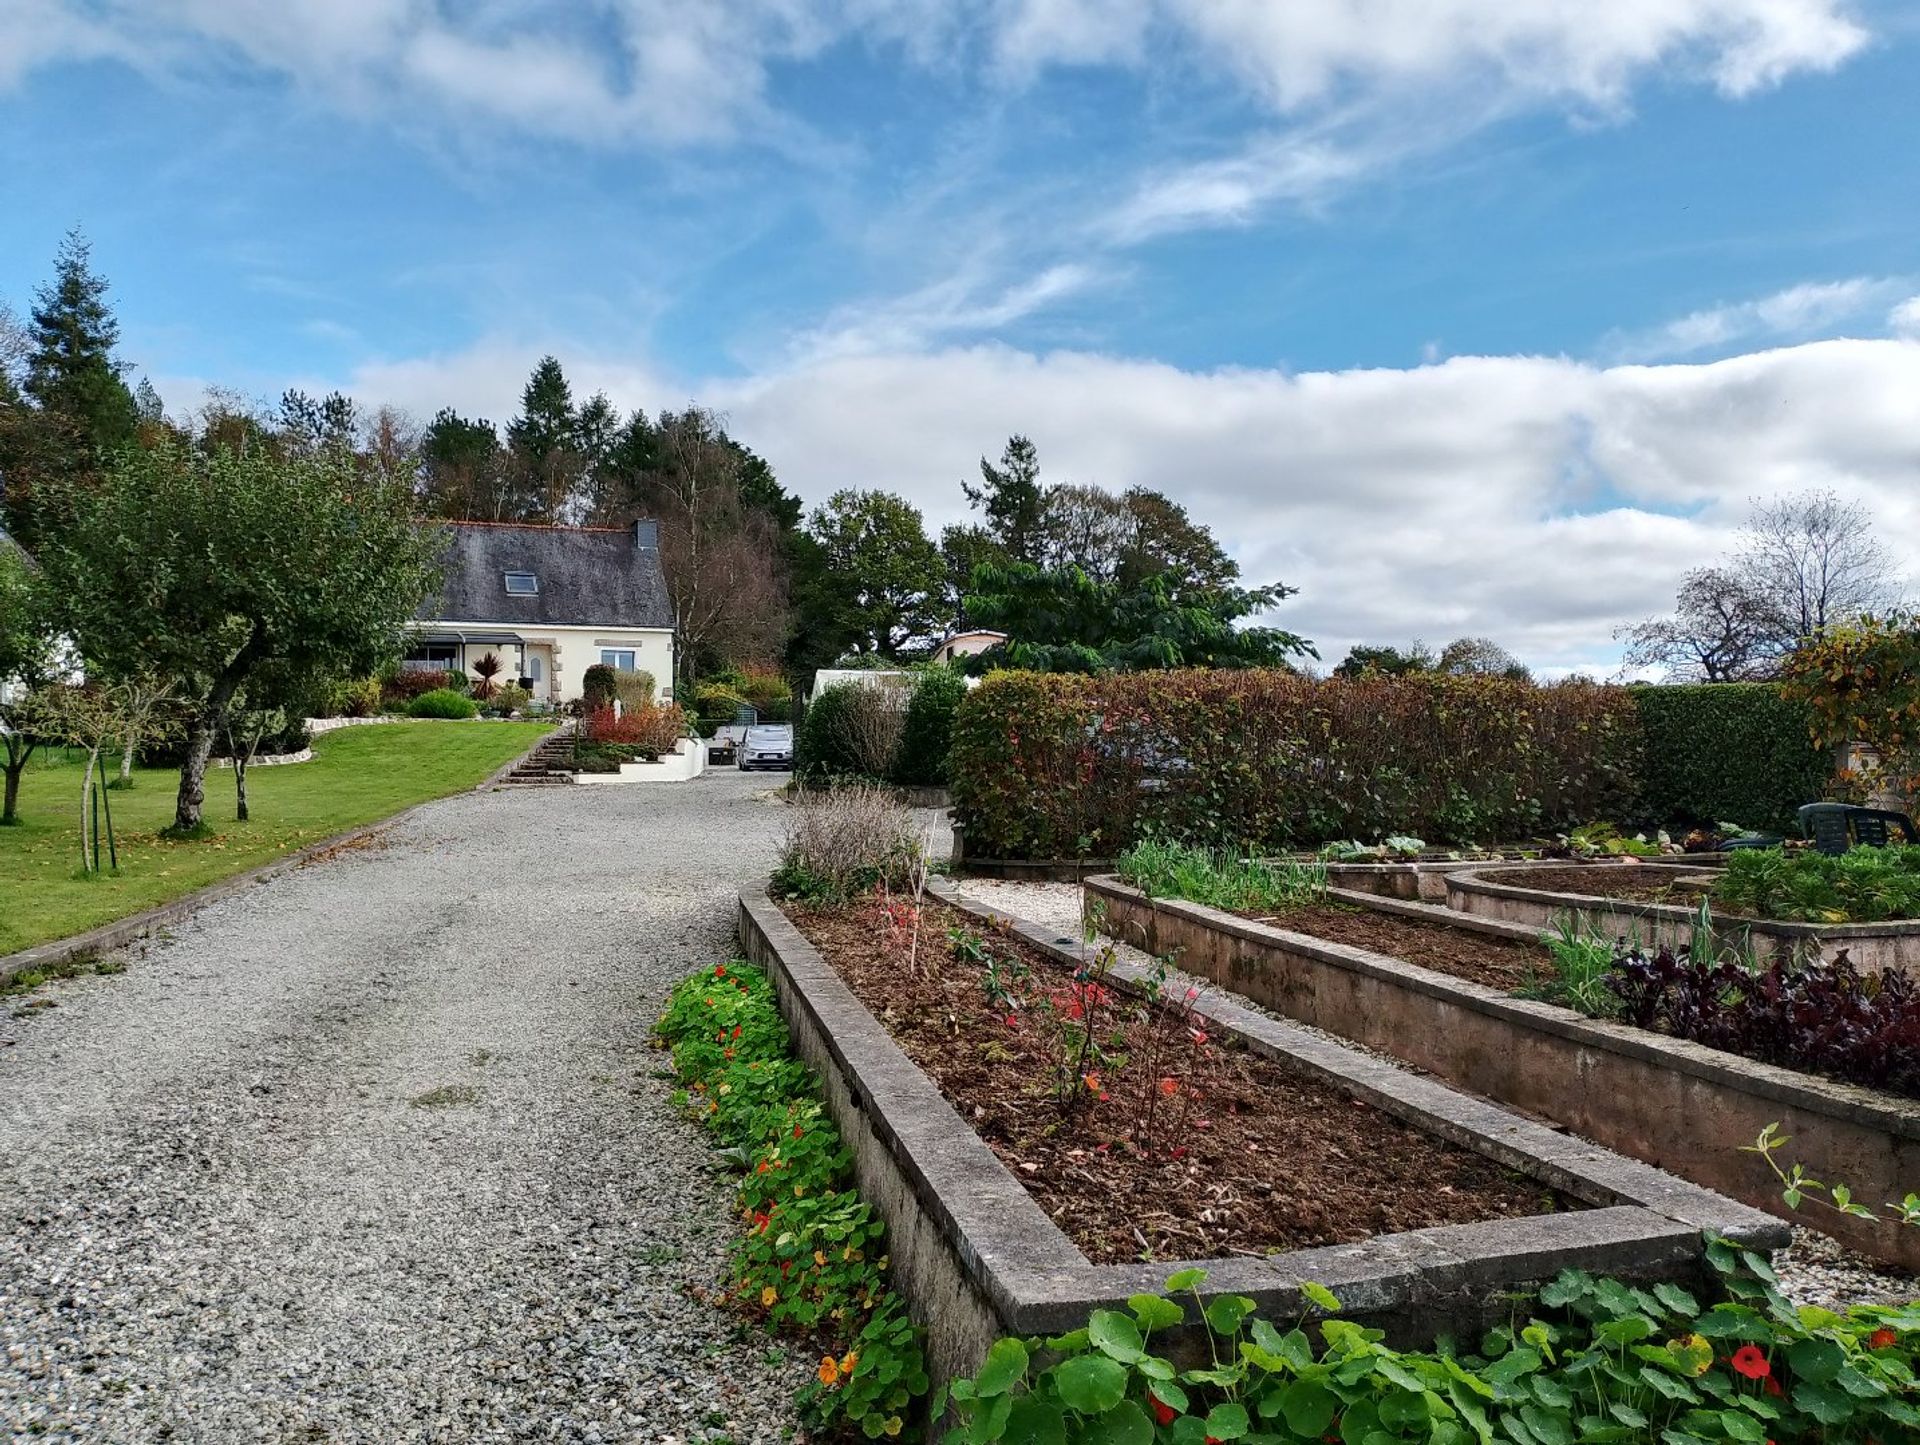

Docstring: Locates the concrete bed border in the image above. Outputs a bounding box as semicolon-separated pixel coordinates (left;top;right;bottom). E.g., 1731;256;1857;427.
1446;863;1920;973
1085;873;1920;1270
736;882;1785;1387
0;725;561;986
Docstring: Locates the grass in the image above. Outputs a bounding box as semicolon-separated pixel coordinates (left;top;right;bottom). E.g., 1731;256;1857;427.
0;720;550;956
1116;837;1326;913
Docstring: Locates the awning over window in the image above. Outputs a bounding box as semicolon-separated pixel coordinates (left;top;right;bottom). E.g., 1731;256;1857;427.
415;631;526;647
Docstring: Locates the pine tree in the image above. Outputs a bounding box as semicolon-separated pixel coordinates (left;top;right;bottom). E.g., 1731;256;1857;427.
505;356;578;520
25;230;137;452
133;378;165;425
963;435;1046;564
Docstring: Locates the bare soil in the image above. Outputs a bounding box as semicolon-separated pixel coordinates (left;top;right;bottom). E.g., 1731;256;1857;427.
783;899;1573;1265
1494;864;1710;905
1241;902;1552;990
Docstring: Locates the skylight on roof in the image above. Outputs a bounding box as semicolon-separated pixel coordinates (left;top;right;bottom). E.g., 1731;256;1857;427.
503;571;539;595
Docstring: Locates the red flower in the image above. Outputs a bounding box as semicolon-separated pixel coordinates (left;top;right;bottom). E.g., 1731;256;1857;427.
1763;1376;1782;1398
714;966;728;979
1159;1077;1179;1097
731;1026;741;1040
1870;1328;1899;1349
1003;1013;1019;1029
1189;1029;1208;1046
1730;1345;1771;1380
1148;1393;1177;1427
793;1124;804;1140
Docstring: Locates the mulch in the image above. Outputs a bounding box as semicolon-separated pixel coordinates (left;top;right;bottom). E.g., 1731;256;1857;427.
1493;865;1709;905
1241;902;1551;990
782;898;1573;1265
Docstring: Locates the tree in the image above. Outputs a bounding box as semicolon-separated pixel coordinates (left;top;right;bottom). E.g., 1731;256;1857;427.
0;539;60;823
1621;491;1899;680
962;561;1314;673
806;490;948;658
1114;487;1239;594
963;435;1046;564
1436;636;1531;682
1334;643;1436;678
24;230;138;454
419;408;508;519
37;435;443;833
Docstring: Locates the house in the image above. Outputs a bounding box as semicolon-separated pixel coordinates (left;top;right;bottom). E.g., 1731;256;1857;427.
930;629;1006;664
410;520;675;705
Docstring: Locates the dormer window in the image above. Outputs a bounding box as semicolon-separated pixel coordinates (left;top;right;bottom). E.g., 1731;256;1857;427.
503;572;539;595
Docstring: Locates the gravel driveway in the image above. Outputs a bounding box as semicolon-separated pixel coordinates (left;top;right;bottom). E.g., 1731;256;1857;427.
0;767;867;1443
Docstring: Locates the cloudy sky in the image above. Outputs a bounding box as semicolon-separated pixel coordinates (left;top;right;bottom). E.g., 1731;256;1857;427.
3;1;1918;673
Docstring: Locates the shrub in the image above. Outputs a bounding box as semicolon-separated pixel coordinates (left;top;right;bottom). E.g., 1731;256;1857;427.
325;675;382;718
1712;844;1920;923
693;681;751;725
582;701;686;756
1605;942;1920;1096
950;670;1643;859
1116;838;1326;913
771;784;925;902
407;688;477;719
940;1242;1920;1445
797;682;860;778
487;683;532;716
893;667;967;787
470;650;504;701
380;668;462;709
611;669;655;710
655;963;929;1437
1782;614;1920;802
580;663;618;711
1632;683;1831;832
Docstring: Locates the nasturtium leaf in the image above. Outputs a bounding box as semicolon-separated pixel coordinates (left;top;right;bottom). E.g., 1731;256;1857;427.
1518;1404;1571;1445
1595;1316;1653;1346
1083;1401;1151;1445
1606;1403;1648;1428
1486;1347;1543;1390
1129;1294;1185;1332
1204;1402;1250;1440
1377;1389;1430;1429
1786;1336;1843;1384
1169;1415;1208;1445
1834;1363;1886;1399
1716;1409;1765;1442
1301;1281;1343;1313
1051;1355;1128;1415
1529;1375;1573;1409
1279;1380;1339;1436
1151;1380;1190;1413
1046;1329;1091;1354
1136;1355;1176;1381
1636;1366;1698;1402
967;1391;1012;1444
1206;1294;1256;1336
1791;1382;1854;1426
1089;1310;1146;1362
1165;1268;1208;1293
976;1338;1029;1398
1002;1395;1067;1445
1653;1282;1700;1316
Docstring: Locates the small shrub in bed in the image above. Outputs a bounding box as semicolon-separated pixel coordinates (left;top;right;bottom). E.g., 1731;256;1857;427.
892;666;967;787
771;783;924;902
580;702;686;757
406;688;477;719
1713;845;1920;923
579;663;618;711
1603;943;1920;1097
380;668;462;709
1116;838;1326;913
941;1240;1920;1445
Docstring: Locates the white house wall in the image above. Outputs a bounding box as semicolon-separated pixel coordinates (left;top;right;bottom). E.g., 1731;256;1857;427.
416;621;674;705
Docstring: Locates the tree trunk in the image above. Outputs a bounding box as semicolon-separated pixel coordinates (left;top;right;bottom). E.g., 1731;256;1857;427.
234;751;250;822
174;719;216;833
79;749;98;871
119;736;137;784
3;759;21;824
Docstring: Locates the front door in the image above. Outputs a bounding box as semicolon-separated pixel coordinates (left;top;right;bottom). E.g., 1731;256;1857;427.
523;643;555;702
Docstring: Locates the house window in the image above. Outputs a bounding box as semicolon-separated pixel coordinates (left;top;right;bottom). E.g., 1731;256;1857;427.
527;656;543;683
600;649;637;671
403;642;457;671
503;572;539;595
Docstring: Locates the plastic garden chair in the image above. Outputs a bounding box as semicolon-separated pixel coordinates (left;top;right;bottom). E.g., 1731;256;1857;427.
1797;802;1920;856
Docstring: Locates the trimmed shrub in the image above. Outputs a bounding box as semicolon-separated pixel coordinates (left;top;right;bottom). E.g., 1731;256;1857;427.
798;680;910;781
692;681;751;725
796;682;862;779
579;663;618;711
380;668;461;710
1632;683;1830;832
771;783;924;902
950;669;1643;859
407;688;478;719
892;666;967;787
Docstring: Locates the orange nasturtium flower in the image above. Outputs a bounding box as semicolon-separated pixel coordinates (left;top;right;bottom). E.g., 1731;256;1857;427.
761;1286;778;1307
817;1355;841;1388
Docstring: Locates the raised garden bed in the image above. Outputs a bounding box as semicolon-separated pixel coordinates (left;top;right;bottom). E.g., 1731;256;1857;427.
1225;897;1552;990
1319;853;1729;903
1448;863;1920;973
1087;873;1920;1270
737;883;1786;1383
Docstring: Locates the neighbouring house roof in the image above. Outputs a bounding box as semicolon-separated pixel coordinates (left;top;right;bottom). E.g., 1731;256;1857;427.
418;520;674;632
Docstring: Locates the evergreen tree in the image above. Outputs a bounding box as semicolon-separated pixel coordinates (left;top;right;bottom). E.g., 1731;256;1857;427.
25;230;137;452
419;408;507;519
505;356;579;520
963;435;1046;563
133;378;165;425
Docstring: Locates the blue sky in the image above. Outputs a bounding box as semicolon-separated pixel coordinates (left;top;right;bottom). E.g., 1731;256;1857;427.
3;1;1918;672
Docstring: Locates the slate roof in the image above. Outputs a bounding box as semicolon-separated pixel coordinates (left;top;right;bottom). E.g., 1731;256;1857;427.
419;521;673;631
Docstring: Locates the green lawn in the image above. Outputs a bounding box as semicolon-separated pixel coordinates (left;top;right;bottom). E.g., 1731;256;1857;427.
1;720;551;955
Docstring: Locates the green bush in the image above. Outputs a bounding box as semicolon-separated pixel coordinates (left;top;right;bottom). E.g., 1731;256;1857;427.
579;664;618;711
1714;844;1920;922
407;688;478;719
893;667;968;787
797;682;865;779
940;1243;1920;1445
951;670;1643;860
611;669;655;710
1632;684;1831;833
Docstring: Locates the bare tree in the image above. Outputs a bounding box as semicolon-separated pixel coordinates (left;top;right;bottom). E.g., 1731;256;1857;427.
1618;568;1788;681
1737;490;1899;640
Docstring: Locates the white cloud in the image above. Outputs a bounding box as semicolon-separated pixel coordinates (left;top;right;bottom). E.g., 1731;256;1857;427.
325;332;1920;674
1892;296;1920;338
1603;277;1907;361
789;262;1110;360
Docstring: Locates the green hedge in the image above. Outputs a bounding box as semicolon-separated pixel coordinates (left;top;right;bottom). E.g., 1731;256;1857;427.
796;681;864;779
1631;684;1831;833
951;670;1643;859
895;668;968;787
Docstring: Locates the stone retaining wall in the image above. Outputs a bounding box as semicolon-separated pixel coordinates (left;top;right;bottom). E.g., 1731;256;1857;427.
1086;874;1920;1269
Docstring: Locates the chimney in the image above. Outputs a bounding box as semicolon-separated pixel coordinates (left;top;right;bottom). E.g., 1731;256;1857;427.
634;519;659;551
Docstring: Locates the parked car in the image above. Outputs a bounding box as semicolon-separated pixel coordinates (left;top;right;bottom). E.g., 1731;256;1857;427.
708;723;748;764
737;724;794;772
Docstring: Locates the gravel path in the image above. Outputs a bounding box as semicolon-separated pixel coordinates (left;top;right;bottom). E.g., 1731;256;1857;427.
946;878;1919;1313
0;768;845;1443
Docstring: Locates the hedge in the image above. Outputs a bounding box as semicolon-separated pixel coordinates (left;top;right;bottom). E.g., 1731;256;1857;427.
949;670;1644;859
895;668;968;787
1632;683;1832;833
